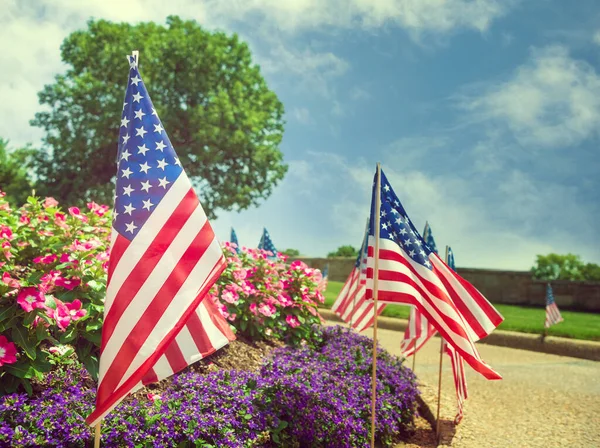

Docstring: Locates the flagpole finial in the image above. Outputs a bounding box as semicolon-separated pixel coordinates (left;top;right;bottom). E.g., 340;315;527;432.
132;50;139;66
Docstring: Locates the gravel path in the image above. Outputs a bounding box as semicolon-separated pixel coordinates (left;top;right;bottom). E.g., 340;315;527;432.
358;325;600;447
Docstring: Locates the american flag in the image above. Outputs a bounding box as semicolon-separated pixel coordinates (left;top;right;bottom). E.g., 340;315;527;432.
318;264;329;292
331;223;386;332
444;341;468;424
400;306;437;358
365;167;504;380
545;283;563;328
258;227;277;257
230;227;240;253
86;55;235;426
422;221;439;255
444;246;468;425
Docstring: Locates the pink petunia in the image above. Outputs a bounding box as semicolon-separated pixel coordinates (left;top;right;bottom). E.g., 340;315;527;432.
17;287;46;313
68;207;89;223
233;269;247;281
258;303;276;317
1;272;20;289
38;230;54;237
19;215;30;225
0;226;13;240
290;260;308;271
286;315;301;328
87;202;110;217
49;299;87;331
249;303;258;315
221;290;239;304
33;253;58;264
55;277;81;290
241;281;256;295
0;335;18;367
147;393;162;402
43;197;59;208
227;313;237;322
278;293;294;307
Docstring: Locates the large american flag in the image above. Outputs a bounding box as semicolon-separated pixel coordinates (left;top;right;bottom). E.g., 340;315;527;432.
365;168;504;380
331;223;386;332
445;246;468;424
86;55;235;426
400;306;437;358
544;283;563;328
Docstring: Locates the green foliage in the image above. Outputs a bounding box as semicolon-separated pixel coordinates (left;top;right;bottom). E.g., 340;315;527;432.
30;16;287;219
280;248;300;257
531;253;600;281
327;245;358;258
0;139;35;207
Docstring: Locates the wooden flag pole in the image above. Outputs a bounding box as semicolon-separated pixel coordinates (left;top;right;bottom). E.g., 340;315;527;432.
435;246;450;440
412;348;416;373
94;421;101;448
370;162;382;448
351;218;370;330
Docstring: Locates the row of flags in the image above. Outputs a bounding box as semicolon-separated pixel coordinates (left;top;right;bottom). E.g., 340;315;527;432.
230;227;277;256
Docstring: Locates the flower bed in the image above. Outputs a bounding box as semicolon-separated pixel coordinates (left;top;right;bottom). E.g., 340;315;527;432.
0;326;419;447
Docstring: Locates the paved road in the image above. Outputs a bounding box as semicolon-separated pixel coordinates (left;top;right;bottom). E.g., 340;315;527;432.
357;325;600;447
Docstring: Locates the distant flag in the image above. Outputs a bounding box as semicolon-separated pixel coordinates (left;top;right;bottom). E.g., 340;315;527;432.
331;222;386;332
318;264;329;292
365;167;504;380
423;221;438;255
400;306;437;358
86;54;235;427
545;283;564;328
258;227;278;258
230;227;240;253
444;246;468;425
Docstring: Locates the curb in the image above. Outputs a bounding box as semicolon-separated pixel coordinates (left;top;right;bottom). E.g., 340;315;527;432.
318;309;600;362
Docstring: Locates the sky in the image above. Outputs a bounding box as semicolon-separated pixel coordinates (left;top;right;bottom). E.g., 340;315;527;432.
1;0;600;270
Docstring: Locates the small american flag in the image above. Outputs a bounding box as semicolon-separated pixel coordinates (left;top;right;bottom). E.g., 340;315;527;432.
318;264;329;292
423;221;438;255
400;306;437;357
230;227;240;253
258;227;278;258
365;167;504;380
545;283;564;328
331;224;386;332
86;55;235;426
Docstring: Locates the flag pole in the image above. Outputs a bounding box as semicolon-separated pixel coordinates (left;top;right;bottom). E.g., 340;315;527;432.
435;246;450;440
94;421;101;448
351;218;370;330
370;162;382;448
412;348;416;373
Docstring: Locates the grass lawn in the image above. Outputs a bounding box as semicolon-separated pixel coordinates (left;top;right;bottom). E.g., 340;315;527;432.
322;280;600;341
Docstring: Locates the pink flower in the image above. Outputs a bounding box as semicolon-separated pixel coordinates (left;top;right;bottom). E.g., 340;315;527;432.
241;281;256;295
290;260;308;271
48;345;69;356
221;290;239;304
33;253;58;264
55;277;81;290
278;293;294;307
1;272;20;289
43;197;59;208
2;241;10;250
233;269;247;281
49;299;87;331
38;230;54;237
0;226;13;240
0;335;18;367
147;393;162;402
219;304;230;320
68;207;89;223
258;303;276;317
227;313;237;322
17;287;46;312
249;303;258;315
19;214;30;225
286;315;301;328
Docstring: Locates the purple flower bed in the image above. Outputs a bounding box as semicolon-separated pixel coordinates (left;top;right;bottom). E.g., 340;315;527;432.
0;326;419;447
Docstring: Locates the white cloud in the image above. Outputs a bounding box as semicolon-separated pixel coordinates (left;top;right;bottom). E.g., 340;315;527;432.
461;45;600;149
291;107;312;124
593;30;600;45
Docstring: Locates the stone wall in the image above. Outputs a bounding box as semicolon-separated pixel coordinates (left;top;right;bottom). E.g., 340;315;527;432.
291;257;600;312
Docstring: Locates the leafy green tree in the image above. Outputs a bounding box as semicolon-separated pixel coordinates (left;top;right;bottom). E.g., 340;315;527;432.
281;248;300;257
327;245;358;258
30;16;287;218
531;253;600;281
0;139;35;206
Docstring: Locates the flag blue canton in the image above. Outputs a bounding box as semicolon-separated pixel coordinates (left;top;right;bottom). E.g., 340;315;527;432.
322;264;329;278
447;246;456;272
369;168;434;270
355;220;369;268
546;283;556;306
114;56;183;240
230;228;240;253
423;222;439;255
258;228;277;254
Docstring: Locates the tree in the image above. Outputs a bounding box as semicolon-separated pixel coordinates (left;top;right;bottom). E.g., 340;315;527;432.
531;253;600;281
280;248;300;257
327;245;358;258
30;16;287;219
0;139;35;206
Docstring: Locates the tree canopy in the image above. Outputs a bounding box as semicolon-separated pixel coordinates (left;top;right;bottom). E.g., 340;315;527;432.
0;139;35;206
327;245;358;258
30;16;287;219
531;253;600;281
280;248;300;257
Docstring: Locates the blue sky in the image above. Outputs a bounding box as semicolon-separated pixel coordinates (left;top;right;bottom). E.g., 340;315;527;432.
2;0;599;269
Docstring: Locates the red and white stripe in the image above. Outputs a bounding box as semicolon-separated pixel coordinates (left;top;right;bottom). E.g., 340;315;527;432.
86;173;232;426
400;306;437;357
444;341;468;424
545;303;563;328
366;237;504;380
331;266;386;332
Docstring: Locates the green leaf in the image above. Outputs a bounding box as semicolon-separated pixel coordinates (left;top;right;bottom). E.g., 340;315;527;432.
87;280;104;291
82;354;99;380
0;303;17;323
5;360;36;379
36;324;49;341
23;309;40;326
59;326;77;344
82;330;101;345
12;326;36;360
20;378;33;395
